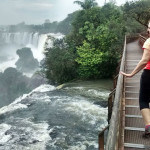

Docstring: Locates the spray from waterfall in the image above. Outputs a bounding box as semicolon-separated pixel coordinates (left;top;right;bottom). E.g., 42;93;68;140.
0;32;64;72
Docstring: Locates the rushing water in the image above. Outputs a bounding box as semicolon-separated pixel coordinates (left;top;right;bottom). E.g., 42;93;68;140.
0;32;64;72
0;80;112;150
0;32;112;150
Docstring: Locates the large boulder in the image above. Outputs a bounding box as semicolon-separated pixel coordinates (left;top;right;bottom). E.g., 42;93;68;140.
15;47;39;73
0;67;48;108
0;67;30;107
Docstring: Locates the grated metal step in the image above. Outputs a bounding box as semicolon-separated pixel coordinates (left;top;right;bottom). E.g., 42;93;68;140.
125;129;150;146
125;106;141;115
125;117;144;128
125;99;139;106
125;92;139;98
124;143;150;149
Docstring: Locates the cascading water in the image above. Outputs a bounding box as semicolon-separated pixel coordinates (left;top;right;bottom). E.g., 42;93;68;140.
1;32;64;62
0;32;64;73
0;80;112;150
0;31;112;150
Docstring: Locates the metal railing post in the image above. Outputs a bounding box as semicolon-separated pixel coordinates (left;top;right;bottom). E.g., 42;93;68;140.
98;125;109;150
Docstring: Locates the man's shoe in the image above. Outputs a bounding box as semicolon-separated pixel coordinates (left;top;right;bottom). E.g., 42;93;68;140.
143;126;150;138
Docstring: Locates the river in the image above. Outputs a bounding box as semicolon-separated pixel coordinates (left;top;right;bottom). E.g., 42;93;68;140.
0;80;112;150
0;32;112;150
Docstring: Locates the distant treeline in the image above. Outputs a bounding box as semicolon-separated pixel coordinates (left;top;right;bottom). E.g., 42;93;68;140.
7;11;79;35
5;0;150;36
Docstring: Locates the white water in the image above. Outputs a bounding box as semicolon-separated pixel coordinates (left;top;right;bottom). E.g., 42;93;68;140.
0;84;55;116
0;118;51;150
0;32;64;76
0;57;18;72
0;82;110;150
0;31;110;150
1;32;64;61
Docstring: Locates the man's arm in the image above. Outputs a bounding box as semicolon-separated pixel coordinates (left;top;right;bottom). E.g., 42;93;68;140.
120;48;150;77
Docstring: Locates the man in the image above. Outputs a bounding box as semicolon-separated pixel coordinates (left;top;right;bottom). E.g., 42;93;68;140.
121;20;150;137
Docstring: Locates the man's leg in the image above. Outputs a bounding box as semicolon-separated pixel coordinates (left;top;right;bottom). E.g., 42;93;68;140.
141;108;150;125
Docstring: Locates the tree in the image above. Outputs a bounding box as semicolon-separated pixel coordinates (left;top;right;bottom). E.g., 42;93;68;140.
75;19;124;79
57;11;79;34
74;0;98;10
123;0;150;27
42;2;126;82
66;7;102;48
43;38;77;84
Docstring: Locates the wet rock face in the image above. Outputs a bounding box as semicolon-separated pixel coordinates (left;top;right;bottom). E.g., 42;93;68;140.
28;73;48;89
0;67;48;108
0;67;30;107
15;47;39;73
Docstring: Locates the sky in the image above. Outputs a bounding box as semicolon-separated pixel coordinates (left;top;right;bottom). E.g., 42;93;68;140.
0;0;132;25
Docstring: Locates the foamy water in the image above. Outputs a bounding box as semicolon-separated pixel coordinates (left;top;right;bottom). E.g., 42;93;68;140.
0;32;111;149
65;100;108;126
0;82;110;150
0;56;18;72
0;84;55;116
0;118;51;150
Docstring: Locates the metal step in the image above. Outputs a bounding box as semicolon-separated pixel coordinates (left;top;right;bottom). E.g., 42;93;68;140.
125;105;139;108
126;98;139;100
125;127;145;131
124;143;150;149
125;115;142;118
125;92;139;98
125;99;139;105
125;106;141;115
125;117;144;128
125;130;150;146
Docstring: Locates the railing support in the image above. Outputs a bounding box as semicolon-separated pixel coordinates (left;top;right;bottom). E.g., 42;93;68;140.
98;125;109;150
99;132;104;150
108;88;116;124
113;74;119;89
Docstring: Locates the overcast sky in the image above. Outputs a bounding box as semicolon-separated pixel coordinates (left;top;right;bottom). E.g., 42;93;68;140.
0;0;132;25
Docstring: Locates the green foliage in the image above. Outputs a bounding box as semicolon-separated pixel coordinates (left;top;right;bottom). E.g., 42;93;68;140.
43;38;77;84
68;3;125;48
123;18;144;35
75;18;124;79
122;0;150;27
57;11;79;34
76;41;102;78
74;0;98;9
67;7;102;47
43;2;148;83
97;51;119;78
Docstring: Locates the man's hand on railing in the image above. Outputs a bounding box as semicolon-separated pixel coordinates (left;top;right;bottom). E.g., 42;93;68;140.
120;71;133;78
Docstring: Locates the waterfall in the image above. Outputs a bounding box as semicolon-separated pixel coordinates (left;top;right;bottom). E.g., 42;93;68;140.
1;32;64;61
2;32;40;47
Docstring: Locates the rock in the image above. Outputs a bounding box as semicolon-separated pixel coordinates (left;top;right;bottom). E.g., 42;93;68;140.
28;72;47;89
0;67;30;107
15;47;39;73
94;101;108;108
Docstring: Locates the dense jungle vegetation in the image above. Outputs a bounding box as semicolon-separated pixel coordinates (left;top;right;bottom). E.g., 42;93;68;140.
7;0;150;84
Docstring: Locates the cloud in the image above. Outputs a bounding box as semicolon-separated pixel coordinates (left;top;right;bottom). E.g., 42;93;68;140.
0;0;55;25
10;0;53;11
